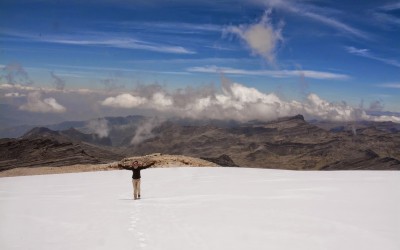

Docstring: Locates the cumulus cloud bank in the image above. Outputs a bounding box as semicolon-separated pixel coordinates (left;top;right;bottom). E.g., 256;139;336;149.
2;75;398;124
101;79;400;123
101;93;147;108
224;10;283;63
19;91;66;113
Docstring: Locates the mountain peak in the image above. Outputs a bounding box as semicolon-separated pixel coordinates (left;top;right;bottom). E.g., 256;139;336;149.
22;127;60;139
292;114;305;120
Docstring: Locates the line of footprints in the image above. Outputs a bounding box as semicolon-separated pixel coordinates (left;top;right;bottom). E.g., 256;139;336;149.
128;203;147;248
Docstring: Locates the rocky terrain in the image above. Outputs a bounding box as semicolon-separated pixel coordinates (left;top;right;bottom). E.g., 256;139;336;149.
0;154;218;177
1;114;400;173
201;154;239;167
124;115;400;170
0;127;123;171
113;153;219;168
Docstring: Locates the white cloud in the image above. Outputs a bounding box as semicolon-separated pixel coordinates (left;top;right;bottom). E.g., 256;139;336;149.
187;65;349;80
180;81;366;122
151;92;173;109
19;91;66;113
101;93;147;108
346;46;400;68
100;80;400;123
4;92;26;97
101;91;175;111
224;10;283;63
87;118;110;138
8;77;397;123
0;83;37;91
369;115;400;123
130;117;165;145
0;83;14;89
304;93;366;121
345;46;369;56
225;82;281;104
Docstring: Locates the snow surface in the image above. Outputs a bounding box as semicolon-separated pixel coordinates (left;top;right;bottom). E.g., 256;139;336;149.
0;167;399;250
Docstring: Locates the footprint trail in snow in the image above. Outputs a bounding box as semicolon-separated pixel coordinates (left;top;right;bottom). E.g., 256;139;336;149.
128;201;148;248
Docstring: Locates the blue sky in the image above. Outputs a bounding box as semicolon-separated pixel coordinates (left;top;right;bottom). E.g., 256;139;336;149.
0;0;399;125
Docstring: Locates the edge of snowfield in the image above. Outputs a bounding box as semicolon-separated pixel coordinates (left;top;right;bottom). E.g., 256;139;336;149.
0;153;219;178
0;167;399;250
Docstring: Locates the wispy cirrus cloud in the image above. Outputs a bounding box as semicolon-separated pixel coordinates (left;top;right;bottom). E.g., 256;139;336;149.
1;30;195;54
0;83;101;95
115;21;223;33
376;83;400;89
187;65;349;80
380;2;400;11
372;2;400;27
373;13;400;26
259;0;369;39
345;46;400;68
46;37;195;54
45;64;192;76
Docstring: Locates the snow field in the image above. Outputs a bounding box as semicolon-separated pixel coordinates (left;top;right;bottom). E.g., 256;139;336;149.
0;167;399;250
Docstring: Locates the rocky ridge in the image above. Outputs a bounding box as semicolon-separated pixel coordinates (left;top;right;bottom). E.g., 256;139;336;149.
0;128;122;171
1;114;400;173
124;115;400;170
0;154;219;177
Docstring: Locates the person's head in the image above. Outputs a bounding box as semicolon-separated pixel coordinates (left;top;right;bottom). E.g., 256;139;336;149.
132;160;138;169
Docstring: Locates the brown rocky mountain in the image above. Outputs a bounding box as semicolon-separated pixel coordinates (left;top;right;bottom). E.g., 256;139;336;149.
1;115;399;171
320;149;400;170
0;127;122;171
23;127;112;146
123;115;400;170
310;119;400;133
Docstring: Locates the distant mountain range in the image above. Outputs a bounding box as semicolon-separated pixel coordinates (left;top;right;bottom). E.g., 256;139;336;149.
122;115;400;170
0;127;122;171
1;114;399;171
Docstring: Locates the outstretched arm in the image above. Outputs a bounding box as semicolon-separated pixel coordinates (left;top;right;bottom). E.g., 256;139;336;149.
118;164;132;170
108;162;131;170
141;161;156;169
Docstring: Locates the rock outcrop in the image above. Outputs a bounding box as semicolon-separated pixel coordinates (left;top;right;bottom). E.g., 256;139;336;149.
201;154;238;167
111;153;219;169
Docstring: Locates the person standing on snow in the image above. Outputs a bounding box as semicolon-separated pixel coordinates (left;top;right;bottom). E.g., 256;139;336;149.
118;160;155;200
131;160;153;200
